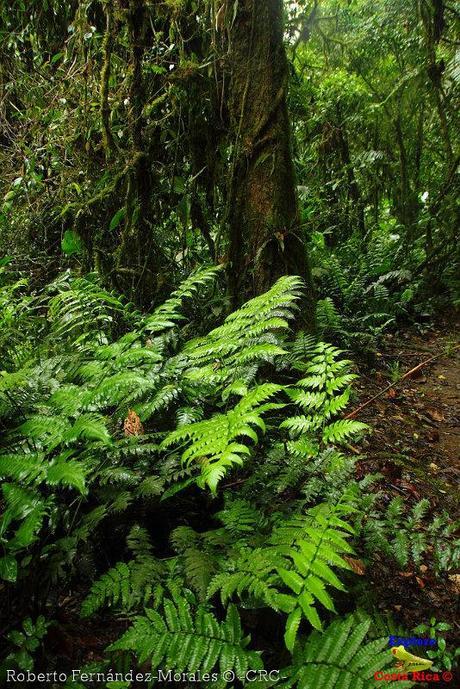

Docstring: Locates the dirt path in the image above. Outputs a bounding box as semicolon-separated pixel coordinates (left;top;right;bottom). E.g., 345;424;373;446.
351;321;460;670
355;325;459;509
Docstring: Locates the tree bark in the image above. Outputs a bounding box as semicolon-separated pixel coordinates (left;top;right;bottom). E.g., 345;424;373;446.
226;0;314;321
116;0;160;306
394;109;419;239
420;0;453;165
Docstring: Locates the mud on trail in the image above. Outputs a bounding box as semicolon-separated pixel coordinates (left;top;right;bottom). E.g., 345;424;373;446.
351;320;460;656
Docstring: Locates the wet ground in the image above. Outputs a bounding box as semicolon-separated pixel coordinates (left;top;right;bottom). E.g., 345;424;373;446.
350;321;459;685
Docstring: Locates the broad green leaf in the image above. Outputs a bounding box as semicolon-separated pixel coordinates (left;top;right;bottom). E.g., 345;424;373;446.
61;229;83;256
109;207;127;231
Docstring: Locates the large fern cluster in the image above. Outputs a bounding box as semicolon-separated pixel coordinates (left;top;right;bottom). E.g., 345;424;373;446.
0;267;225;581
308;231;420;349
207;496;357;651
82;498;417;686
3;267;410;687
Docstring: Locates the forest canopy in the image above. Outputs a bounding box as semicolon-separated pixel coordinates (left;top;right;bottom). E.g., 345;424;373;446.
0;1;459;687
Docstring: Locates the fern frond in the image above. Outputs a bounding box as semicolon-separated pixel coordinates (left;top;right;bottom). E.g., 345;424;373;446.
322;420;368;444
215;499;263;536
47;272;127;345
269;507;354;648
280;614;415;688
144;266;221;334
46;459;87;494
161;384;282;492
207;549;282;608
109;598;263;675
181;276;303;387
81;555;164;616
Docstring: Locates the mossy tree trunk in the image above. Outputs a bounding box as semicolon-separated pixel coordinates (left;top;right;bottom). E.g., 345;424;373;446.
226;0;314;321
116;0;161;307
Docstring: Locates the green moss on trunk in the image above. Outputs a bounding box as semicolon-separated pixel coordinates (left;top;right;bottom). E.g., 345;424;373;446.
226;0;314;325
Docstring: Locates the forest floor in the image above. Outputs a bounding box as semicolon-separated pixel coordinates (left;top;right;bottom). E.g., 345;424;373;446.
45;320;460;680
351;317;460;655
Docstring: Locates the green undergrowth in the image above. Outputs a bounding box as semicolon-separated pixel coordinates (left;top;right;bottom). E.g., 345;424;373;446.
0;266;456;686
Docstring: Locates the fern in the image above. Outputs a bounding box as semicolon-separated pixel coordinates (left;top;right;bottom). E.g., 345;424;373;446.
180;275;303;387
279;613;415;688
169;526;221;600
269;501;355;650
355;489;459;572
0;484;49;580
46;271;130;346
81;526;165;616
207;497;355;651
0;267;415;682
315;297;343;337
108;597;263;677
207;548;283;609
161;384;283;492
144;265;221;334
281;343;367;449
46;460;87;494
322;419;368;444
215;499;264;536
81;558;164;616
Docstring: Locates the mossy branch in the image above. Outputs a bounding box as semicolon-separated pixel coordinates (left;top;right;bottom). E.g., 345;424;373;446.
100;2;117;158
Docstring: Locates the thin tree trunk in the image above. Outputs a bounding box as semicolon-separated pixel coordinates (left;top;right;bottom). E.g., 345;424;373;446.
335;109;365;238
100;2;116;158
394;109;419;238
117;0;159;306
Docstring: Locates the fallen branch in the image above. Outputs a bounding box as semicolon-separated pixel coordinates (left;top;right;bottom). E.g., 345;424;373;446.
345;344;460;419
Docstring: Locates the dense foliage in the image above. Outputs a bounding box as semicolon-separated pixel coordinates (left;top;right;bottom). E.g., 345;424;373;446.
1;266;458;684
1;0;458;312
0;0;458;686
